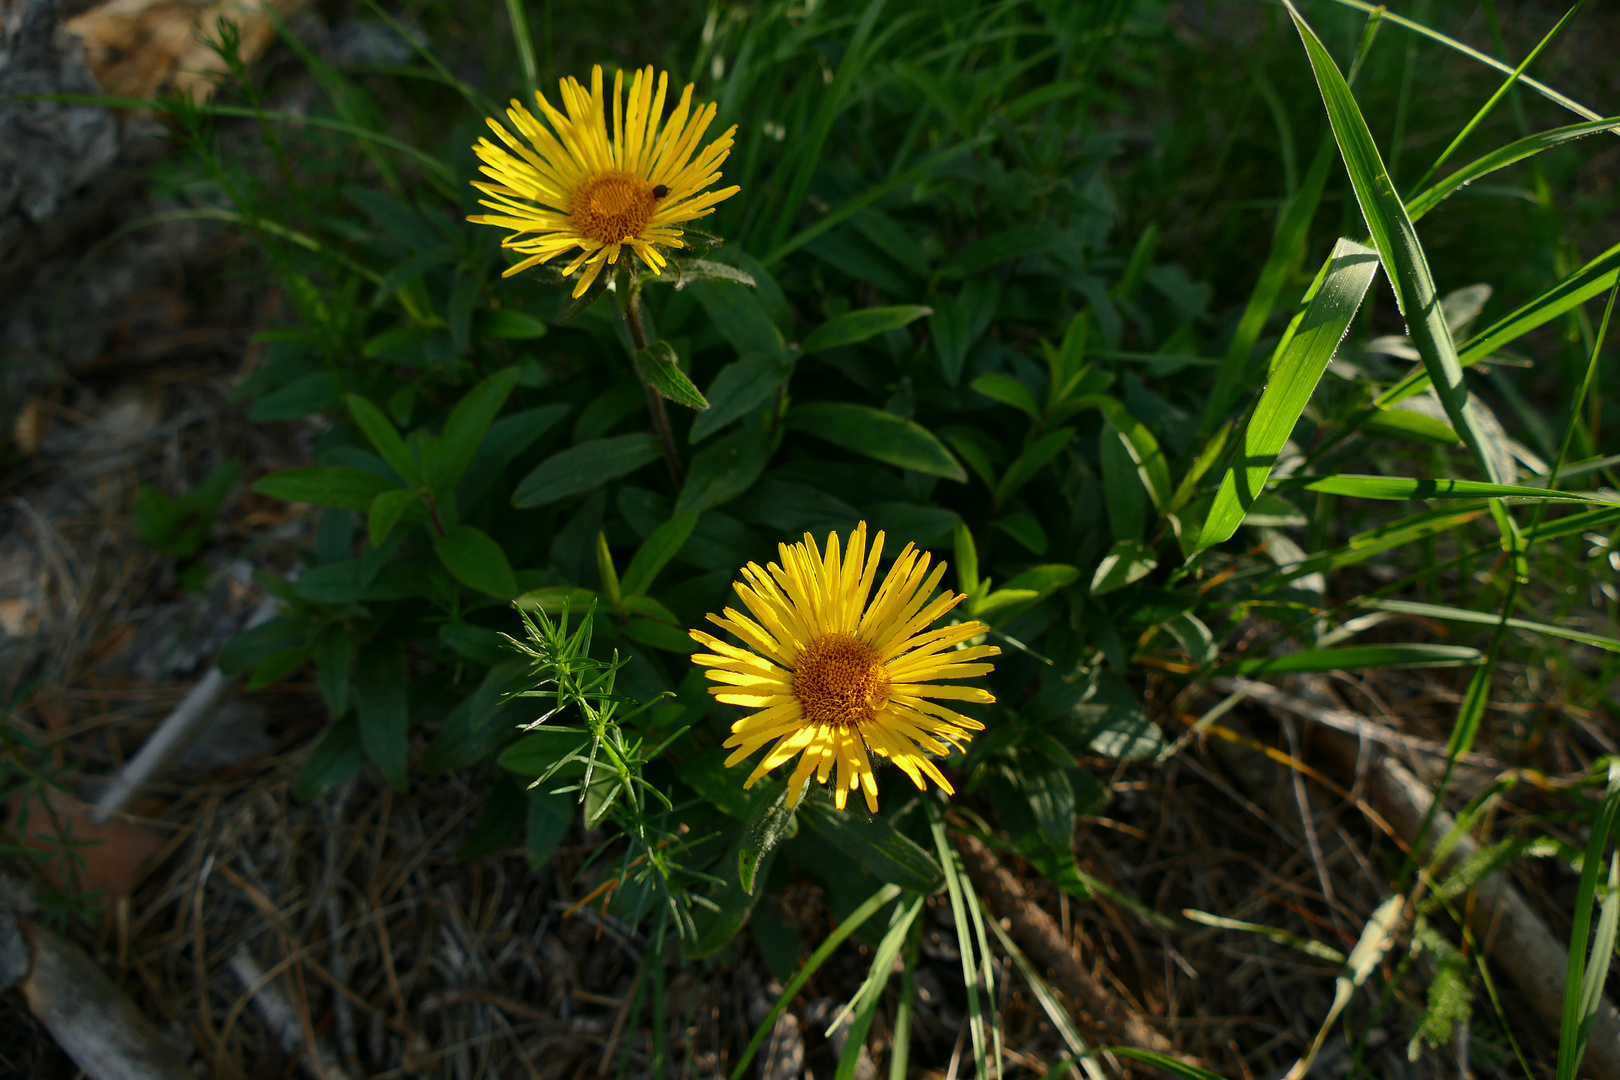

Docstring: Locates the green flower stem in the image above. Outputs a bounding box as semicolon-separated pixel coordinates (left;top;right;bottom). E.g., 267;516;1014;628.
619;274;683;486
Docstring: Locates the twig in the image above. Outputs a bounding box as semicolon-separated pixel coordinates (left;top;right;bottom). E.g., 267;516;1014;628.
91;591;281;821
227;947;356;1080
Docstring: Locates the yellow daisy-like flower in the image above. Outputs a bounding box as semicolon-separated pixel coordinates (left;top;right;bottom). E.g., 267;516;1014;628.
690;523;1000;813
468;65;741;297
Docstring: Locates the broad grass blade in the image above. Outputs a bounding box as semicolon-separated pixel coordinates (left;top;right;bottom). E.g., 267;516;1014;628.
1198;238;1379;550
1286;1;1506;483
1557;761;1620;1080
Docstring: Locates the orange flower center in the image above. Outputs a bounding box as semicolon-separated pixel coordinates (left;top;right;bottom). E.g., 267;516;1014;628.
792;632;890;727
570;171;658;245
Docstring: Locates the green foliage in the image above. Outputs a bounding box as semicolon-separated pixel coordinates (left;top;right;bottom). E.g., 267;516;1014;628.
154;0;1620;1066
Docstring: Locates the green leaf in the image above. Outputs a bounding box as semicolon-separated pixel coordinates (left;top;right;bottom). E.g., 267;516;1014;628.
368;488;421;546
785;403;966;482
1088;396;1172;511
1224;644;1482;675
634;340;709;410
1286;474;1614;503
345;393;420;485
621;511;699;596
1198;238;1381;550
473;308;547;339
512;433;662;508
970;374;1041;420
690;351;794;443
800;304;932;353
249;372;342;421
1557;763;1620;1080
689;280;786;361
996;429;1072;506
526;787;572;869
930;294;971;385
1090;539;1157;595
676;427;774;515
624;618;698;653
738;782;797;895
292;715;367;802
1286;1;1505;482
434;524;519;600
515;585;598;615
991;513;1048;555
218;618;303;677
429;366;523;492
1362;406;1460;446
1105;1048;1229;1080
314;621;352;717
676;747;754;820
1100;424;1147;542
498;727;593;777
453;775;526;860
355;640;409;790
254;467;399;510
799;795;944;894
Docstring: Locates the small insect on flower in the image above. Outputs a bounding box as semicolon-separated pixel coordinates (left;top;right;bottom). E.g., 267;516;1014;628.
690;523;999;813
468;65;741;297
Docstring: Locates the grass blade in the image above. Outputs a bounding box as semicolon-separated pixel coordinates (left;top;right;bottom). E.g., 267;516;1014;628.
1286;1;1506;483
1362;598;1620;653
1557;761;1620;1080
1284;473;1615;503
985;916;1107;1080
929;803;991;1080
1324;0;1607;125
1406;3;1585;196
1406;117;1620;223
1105;1047;1228;1080
729;882;902;1080
1284;893;1405;1080
1198;238;1379;550
1223;644;1481;675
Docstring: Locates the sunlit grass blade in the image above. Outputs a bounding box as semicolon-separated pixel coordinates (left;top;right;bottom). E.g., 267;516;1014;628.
1200;137;1335;435
1558;762;1620;1080
1406;3;1584;196
1405;118;1620;223
729;882;902;1080
1181;909;1346;963
985;916;1108;1080
1362;598;1620;653
1104;1047;1228;1080
1324;0;1608;125
826;893;924;1079
1223;644;1481;676
1284;474;1616;503
929;803;992;1080
1197;238;1379;550
1380;240;1620;406
1285;1;1505;483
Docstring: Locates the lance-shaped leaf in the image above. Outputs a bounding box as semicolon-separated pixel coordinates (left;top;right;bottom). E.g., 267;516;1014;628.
1286;1;1505;482
1198;238;1379;550
634;340;709;410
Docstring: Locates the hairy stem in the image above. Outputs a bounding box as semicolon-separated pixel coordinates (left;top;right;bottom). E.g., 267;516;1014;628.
621;281;683;486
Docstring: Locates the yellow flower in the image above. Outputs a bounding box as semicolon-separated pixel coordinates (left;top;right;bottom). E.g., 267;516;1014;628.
468;65;741;297
690;523;999;813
